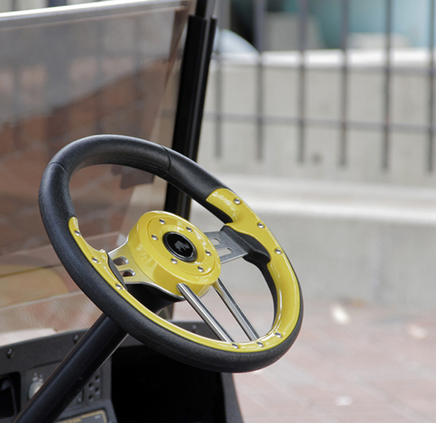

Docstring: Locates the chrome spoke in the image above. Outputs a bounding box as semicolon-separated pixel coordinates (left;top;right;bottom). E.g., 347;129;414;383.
214;279;259;341
177;283;234;343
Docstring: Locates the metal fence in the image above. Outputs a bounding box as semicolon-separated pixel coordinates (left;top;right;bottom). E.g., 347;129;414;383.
211;0;436;174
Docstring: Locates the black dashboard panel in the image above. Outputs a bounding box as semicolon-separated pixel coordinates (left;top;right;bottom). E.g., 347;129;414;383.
0;330;116;423
0;322;243;423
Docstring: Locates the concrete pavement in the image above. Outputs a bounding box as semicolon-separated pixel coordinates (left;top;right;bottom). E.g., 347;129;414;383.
175;295;436;422
233;298;436;423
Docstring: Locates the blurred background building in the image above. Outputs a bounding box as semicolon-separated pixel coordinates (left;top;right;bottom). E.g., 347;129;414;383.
201;0;436;311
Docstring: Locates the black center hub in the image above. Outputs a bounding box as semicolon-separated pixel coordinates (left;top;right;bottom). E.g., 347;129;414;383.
163;232;197;262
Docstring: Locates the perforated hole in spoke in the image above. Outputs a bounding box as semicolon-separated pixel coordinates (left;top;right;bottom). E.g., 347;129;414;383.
121;269;135;277
113;256;129;266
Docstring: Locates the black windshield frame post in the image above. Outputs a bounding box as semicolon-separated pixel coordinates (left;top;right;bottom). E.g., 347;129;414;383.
165;0;217;218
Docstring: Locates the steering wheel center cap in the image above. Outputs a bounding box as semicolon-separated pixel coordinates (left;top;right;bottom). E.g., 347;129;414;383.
124;211;221;297
163;232;197;262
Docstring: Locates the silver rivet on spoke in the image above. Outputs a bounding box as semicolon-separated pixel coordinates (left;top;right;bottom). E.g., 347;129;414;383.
159;219;166;225
74;230;81;236
205;250;211;256
171;258;178;264
116;283;123;290
92;257;99;264
257;222;264;229
257;341;264;348
232;343;239;349
275;248;282;255
275;332;283;338
198;266;204;273
186;227;193;232
151;234;158;240
233;198;241;205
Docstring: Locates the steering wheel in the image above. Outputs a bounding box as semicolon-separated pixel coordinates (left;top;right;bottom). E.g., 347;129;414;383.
39;135;302;373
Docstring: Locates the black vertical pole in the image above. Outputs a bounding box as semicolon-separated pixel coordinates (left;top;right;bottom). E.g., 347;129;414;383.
165;0;217;218
428;0;435;172
297;0;308;163
253;0;266;160
215;5;224;159
382;0;393;170
339;0;350;167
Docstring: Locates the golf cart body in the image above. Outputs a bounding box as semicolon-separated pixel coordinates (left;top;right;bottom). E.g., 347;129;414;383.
0;1;302;422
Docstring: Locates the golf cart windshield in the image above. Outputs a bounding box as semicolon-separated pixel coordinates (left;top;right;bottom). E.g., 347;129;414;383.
0;0;197;344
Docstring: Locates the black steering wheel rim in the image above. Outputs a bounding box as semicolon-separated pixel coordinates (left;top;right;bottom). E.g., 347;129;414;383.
39;135;302;373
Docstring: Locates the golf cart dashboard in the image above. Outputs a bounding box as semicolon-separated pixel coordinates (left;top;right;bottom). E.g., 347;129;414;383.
0;321;235;423
0;330;116;423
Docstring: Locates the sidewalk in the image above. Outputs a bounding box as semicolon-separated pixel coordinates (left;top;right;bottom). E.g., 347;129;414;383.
175;293;436;422
231;297;436;423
